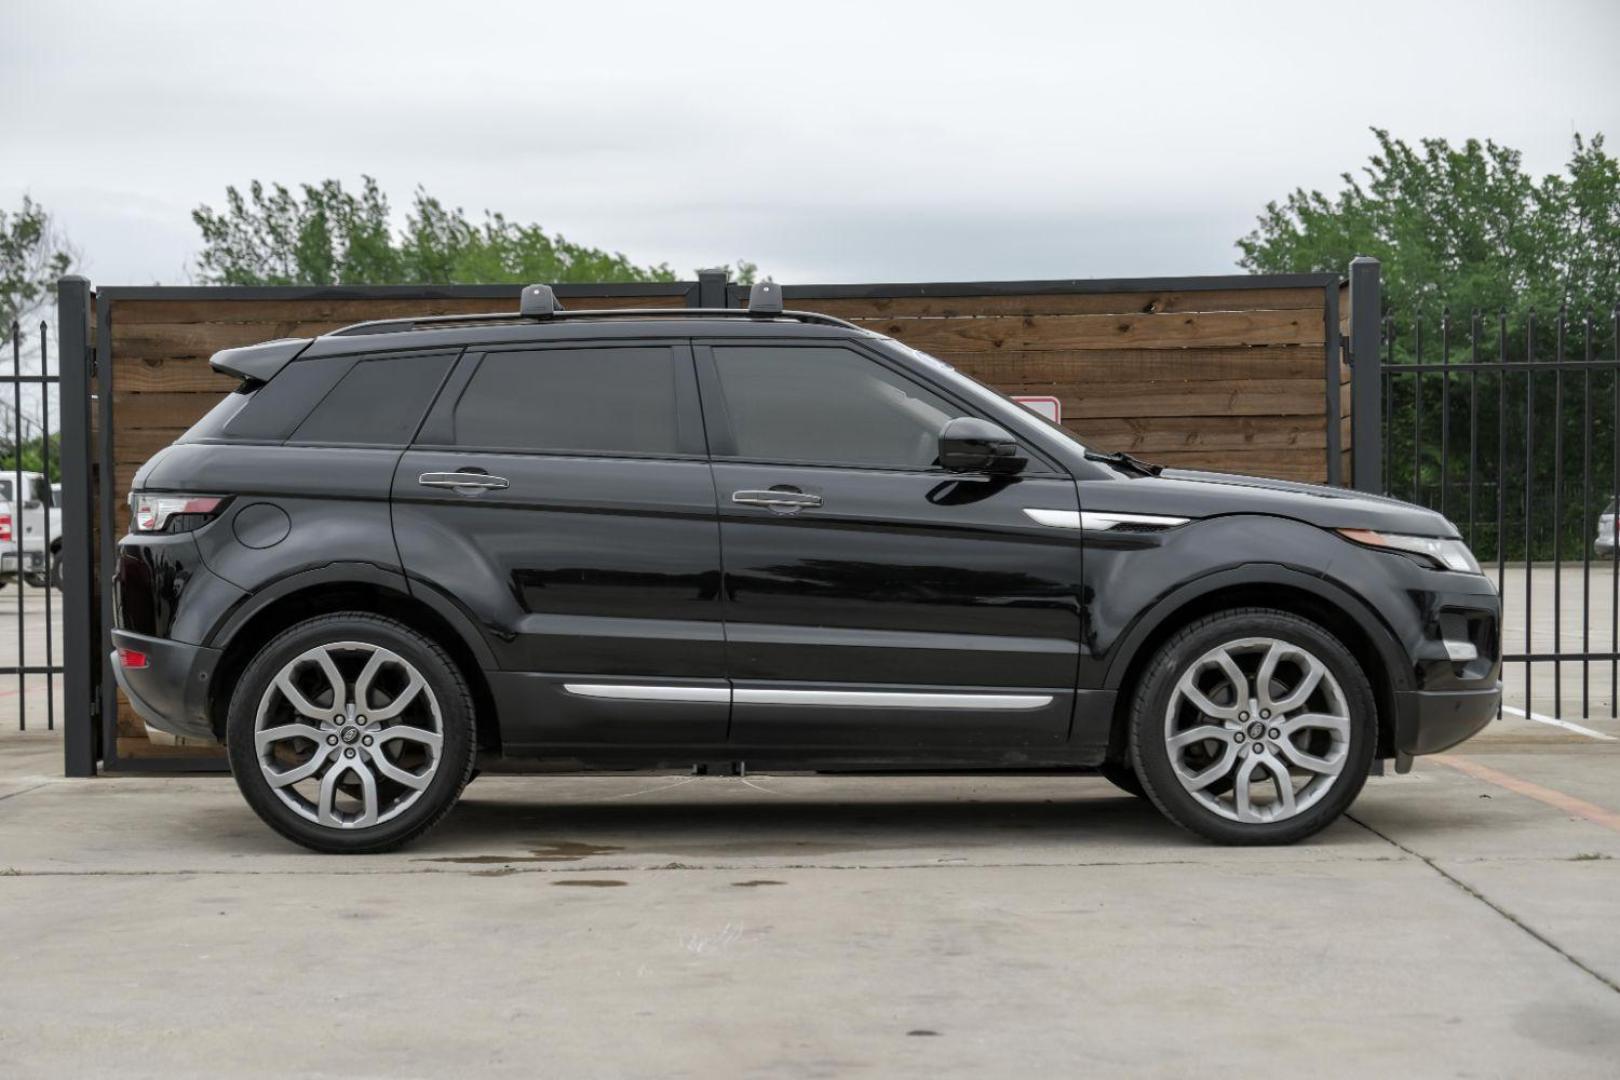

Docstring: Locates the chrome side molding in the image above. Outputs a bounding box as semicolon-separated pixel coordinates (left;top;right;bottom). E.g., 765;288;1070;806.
732;688;1052;710
563;684;1052;710
1022;508;1190;531
563;683;730;704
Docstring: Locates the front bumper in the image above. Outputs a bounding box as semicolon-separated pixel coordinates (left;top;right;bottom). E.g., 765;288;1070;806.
110;629;222;742
1393;683;1501;757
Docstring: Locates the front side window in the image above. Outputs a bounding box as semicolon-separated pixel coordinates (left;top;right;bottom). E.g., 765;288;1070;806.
451;347;681;456
711;346;967;469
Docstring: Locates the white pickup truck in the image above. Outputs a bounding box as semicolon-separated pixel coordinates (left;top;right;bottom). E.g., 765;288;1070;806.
0;471;63;589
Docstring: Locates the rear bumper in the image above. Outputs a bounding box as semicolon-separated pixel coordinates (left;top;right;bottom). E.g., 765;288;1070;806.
0;550;42;575
1393;683;1501;757
110;629;221;742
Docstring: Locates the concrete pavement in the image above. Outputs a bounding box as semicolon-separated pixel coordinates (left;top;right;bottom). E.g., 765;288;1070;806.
1;723;1618;1078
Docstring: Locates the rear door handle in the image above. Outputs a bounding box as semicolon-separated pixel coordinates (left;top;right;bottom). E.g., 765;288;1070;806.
419;471;510;491
732;489;823;510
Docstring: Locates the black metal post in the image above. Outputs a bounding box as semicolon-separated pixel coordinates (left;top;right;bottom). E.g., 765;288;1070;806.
696;269;729;309
1347;257;1383;493
57;276;96;777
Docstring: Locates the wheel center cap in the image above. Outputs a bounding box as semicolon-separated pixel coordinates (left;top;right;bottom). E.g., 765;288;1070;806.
1247;721;1266;739
340;726;361;745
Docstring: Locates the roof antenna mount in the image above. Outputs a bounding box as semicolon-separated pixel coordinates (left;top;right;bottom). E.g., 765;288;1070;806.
747;280;783;316
520;283;562;319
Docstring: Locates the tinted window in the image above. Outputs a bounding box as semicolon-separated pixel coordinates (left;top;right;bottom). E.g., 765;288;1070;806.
712;346;966;469
292;352;454;446
452;347;680;455
223;357;354;441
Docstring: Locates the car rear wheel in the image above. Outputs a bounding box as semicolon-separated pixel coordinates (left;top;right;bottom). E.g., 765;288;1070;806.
1129;608;1376;845
226;612;476;854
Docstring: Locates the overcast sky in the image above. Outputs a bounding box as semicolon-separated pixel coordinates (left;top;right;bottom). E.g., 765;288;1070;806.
4;0;1618;288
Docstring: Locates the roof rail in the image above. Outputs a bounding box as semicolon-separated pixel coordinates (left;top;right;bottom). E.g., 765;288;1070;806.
328;282;862;337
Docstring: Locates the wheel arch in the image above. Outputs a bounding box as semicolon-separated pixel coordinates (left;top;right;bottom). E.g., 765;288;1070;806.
203;564;499;751
1102;565;1408;762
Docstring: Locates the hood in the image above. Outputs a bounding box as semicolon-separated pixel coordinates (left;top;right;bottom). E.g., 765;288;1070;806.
1083;467;1458;537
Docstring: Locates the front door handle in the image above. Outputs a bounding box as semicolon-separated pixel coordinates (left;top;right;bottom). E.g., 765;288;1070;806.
419;471;510;492
732;489;823;511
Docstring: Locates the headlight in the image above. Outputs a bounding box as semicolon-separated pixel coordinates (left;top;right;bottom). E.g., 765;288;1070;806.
1336;528;1482;574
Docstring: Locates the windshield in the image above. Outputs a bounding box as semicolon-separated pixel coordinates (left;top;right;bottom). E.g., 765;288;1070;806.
886;340;1088;452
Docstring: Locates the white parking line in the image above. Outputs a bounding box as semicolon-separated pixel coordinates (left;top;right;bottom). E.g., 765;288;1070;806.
1500;704;1618;741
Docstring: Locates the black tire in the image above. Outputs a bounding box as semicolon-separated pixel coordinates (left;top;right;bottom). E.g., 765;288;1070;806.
1128;608;1376;846
49;548;62;591
1098;759;1146;798
24;572;47;589
226;612;476;854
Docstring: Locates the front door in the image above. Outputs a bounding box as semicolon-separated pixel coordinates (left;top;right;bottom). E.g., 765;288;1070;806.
697;341;1083;751
392;341;728;749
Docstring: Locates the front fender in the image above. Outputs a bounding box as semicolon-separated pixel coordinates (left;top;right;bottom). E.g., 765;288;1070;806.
1081;514;1413;695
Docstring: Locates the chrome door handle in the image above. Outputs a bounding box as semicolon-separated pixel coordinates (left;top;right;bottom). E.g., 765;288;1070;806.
732;489;823;510
419;471;510;491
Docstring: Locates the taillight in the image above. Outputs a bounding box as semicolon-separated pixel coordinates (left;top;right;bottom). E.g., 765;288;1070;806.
0;514;10;542
130;494;227;534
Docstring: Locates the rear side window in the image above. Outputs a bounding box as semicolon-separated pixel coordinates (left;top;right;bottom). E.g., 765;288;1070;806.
292;352;455;446
222;358;354;441
451;347;681;455
711;345;967;469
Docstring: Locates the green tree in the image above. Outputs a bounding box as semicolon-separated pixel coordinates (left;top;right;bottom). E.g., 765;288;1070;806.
1240;131;1620;562
193;178;751;286
1;195;76;329
1237;129;1619;317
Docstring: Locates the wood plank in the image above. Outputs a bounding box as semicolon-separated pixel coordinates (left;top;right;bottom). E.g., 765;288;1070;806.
1144;448;1327;483
114;428;188;466
113;392;227;431
1034;379;1333;420
108;293;680;325
1071;415;1328;454
872;309;1322;353
113;321;402;361
786;286;1326;319
113;355;241;393
950;346;1323;385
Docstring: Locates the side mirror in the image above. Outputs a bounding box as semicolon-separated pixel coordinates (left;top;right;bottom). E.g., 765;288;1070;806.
938;417;1026;474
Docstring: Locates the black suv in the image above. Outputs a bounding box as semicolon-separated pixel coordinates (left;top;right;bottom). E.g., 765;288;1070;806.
113;283;1501;852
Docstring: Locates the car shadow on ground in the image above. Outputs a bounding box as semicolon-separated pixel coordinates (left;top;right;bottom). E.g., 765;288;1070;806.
403;788;1204;862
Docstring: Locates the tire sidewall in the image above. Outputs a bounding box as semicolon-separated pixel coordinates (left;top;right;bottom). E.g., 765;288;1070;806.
1129;610;1377;845
226;613;474;854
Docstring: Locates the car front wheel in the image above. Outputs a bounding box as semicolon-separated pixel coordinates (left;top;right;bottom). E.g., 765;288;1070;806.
226;612;476;854
1129;608;1376;845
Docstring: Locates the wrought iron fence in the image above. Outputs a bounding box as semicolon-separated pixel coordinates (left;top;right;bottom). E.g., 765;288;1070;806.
2;319;64;732
1381;304;1620;723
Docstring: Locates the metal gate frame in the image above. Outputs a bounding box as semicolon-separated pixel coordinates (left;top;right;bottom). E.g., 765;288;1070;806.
55;266;1372;776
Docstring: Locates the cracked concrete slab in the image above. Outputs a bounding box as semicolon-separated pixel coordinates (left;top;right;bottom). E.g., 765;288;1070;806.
1;728;1617;1077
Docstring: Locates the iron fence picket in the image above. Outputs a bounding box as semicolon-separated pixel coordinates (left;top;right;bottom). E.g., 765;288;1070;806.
0;320;66;734
1383;302;1620;724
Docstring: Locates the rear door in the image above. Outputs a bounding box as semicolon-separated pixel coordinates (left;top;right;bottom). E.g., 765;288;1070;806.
392;340;728;750
698;340;1083;751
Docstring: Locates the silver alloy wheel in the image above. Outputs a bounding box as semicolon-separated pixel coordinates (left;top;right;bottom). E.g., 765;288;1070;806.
254;641;444;829
1163;636;1351;824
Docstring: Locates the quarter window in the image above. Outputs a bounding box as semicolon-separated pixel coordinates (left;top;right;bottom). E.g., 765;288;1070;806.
452;347;681;455
292;352;455;446
711;346;967;469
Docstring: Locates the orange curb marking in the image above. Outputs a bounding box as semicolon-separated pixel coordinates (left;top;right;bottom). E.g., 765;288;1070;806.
1432;754;1620;834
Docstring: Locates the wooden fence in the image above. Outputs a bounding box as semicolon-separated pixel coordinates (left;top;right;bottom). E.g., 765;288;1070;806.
90;271;1347;761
